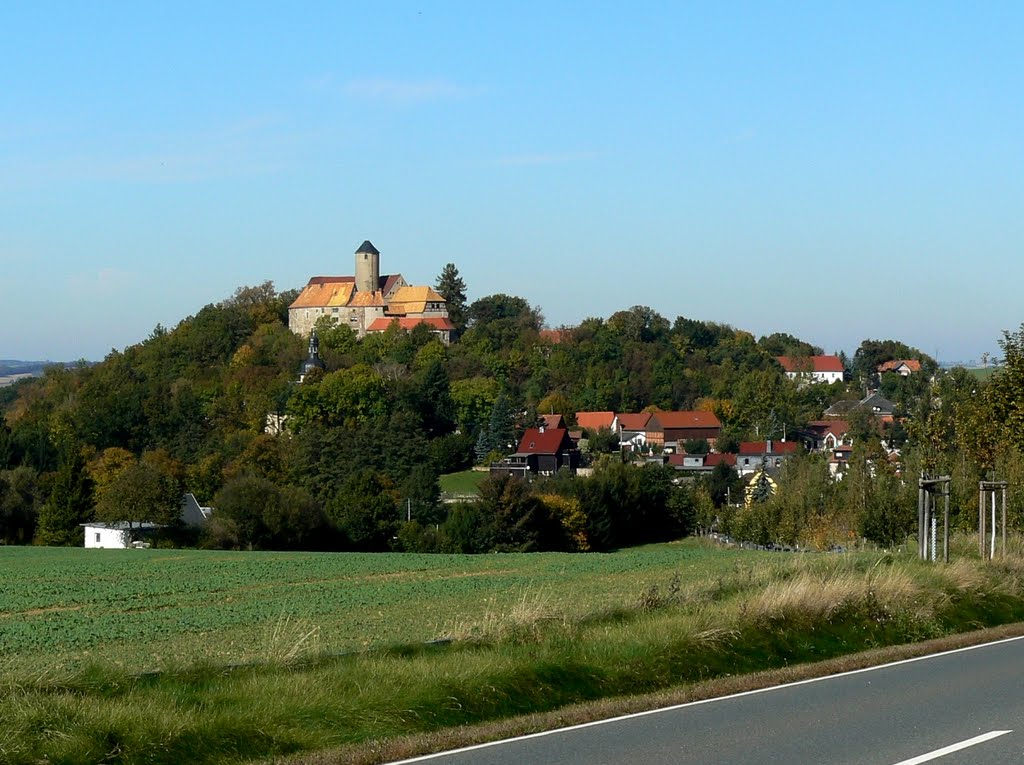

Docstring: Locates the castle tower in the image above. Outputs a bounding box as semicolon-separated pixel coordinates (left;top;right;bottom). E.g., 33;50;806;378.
354;240;380;293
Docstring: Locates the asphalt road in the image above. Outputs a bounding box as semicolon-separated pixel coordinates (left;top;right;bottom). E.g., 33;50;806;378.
388;636;1024;765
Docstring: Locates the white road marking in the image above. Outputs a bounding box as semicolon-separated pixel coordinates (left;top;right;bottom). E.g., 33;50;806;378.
890;730;1012;765
385;634;1024;764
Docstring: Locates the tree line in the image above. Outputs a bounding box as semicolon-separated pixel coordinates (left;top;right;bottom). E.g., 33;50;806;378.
2;266;1022;552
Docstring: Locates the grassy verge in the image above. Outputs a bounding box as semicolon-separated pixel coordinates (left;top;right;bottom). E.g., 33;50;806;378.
5;544;1024;765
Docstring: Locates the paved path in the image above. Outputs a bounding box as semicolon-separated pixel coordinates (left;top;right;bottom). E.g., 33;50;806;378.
388;635;1024;765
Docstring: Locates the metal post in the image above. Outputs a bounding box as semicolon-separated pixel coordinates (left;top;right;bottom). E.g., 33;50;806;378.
919;481;926;560
1002;487;1007;559
930;498;937;562
943;487;949;564
979;485;986;560
991;490;997;560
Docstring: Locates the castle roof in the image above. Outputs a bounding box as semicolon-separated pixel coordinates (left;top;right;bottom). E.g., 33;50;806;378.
366;316;455;333
387;286;446;315
349;290;386;307
356;240;380;255
289;279;355;309
289;275;401;309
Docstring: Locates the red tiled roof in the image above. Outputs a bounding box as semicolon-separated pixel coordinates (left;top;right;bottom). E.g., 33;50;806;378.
650;410;721;429
366;317;455;332
540;414;566;430
704;453;737;467
616;412;652;430
738;440;799;456
878;359;922;373
776;355;845;373
540;329;569;344
516;427;572;455
806;419;850;436
576;411;616;431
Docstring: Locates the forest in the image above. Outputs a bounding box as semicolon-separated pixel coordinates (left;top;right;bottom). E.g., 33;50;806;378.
2;266;1024;554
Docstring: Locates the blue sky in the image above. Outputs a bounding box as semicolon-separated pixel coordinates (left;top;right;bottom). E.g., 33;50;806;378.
2;2;1022;363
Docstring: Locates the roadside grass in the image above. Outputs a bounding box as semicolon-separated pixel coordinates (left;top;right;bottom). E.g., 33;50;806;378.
4;540;1024;765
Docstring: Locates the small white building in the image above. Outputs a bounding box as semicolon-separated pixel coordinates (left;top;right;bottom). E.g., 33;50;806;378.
82;493;213;549
83;522;160;549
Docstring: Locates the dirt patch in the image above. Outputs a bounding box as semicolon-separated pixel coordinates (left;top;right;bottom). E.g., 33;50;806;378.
1;604;85;619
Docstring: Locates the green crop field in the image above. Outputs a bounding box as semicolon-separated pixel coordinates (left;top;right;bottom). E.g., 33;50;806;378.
0;542;744;673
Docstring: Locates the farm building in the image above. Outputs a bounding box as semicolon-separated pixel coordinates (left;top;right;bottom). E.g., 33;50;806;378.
82;494;213;549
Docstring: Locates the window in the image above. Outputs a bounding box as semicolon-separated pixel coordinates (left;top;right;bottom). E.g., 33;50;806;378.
95;533;101;543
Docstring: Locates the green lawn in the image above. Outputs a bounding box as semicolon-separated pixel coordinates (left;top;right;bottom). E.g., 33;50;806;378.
439;468;487;496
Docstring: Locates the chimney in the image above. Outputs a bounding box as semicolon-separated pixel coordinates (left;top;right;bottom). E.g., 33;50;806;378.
766;438;773;454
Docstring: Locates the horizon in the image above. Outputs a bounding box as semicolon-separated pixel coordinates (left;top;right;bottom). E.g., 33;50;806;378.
3;3;1021;362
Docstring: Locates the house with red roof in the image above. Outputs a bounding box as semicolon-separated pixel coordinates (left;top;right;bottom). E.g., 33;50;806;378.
666;451;737;474
776;355;845;385
877;359;922;377
490;427;579;477
617;412;653;450
575;411;618;434
736;439;800;476
646;410;721;451
799;420;851;453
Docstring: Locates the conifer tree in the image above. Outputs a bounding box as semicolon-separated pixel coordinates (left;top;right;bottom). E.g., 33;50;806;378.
435;263;467;335
36;450;94;546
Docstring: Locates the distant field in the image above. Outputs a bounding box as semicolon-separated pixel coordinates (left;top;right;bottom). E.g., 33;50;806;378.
0;543;741;672
966;365;1000;381
439;469;487;496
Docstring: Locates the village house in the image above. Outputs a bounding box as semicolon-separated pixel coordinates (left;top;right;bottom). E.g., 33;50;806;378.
824;392;896;423
877;359;922;377
490;426;579;477
735;439;799;476
645;410;721;452
666;451;737;474
776;355;845;385
799;419;851;453
83;494;212;549
617;412;653;451
575;411;617;435
288;240;454;344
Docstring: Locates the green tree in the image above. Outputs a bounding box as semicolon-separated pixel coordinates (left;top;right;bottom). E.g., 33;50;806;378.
37;450;94;546
435;263;468;335
93;460;182;539
326;469;399;551
0;467;40;544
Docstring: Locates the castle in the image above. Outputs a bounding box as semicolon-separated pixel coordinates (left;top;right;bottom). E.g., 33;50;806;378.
288;240;454;343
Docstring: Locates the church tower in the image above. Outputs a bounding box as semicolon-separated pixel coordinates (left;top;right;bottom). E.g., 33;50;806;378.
354;240;380;293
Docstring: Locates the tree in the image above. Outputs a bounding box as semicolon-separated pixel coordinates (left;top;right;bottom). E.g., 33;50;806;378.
93;460;182;539
36;450;94;546
0;467;40;544
326;469;399;551
435;263;468;335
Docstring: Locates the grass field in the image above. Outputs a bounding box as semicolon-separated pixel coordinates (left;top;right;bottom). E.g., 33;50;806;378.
439;469;487;496
5;540;1024;765
0;542;740;672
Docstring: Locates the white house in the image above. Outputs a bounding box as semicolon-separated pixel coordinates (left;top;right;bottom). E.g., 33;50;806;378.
82;493;212;549
83;522;160;549
776;355;845;385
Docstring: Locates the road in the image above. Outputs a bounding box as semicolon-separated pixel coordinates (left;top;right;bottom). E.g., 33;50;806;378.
388;635;1024;765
